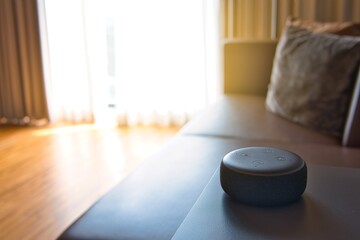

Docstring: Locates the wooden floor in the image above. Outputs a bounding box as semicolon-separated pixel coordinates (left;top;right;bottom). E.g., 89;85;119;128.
0;124;179;240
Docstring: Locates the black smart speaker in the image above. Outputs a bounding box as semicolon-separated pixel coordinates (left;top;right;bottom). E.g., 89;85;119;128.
220;147;307;207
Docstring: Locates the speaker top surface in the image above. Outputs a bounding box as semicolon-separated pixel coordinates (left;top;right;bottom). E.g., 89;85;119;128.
223;147;305;176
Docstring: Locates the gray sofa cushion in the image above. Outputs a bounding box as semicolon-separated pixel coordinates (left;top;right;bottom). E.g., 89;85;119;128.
59;93;360;240
181;94;338;145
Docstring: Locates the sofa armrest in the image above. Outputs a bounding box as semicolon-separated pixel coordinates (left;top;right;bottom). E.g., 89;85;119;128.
343;67;360;147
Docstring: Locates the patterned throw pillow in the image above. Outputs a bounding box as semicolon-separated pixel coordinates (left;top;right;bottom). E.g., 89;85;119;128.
286;16;360;36
266;24;360;137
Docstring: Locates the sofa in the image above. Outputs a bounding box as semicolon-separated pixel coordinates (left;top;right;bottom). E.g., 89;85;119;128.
58;40;360;239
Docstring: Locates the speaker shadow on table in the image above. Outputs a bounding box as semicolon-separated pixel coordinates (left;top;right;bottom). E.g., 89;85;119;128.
221;193;346;239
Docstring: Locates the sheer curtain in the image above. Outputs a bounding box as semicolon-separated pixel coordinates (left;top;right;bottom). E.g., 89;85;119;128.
39;0;220;126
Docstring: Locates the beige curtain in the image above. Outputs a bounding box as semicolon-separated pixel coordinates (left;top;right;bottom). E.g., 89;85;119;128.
0;0;48;125
222;0;360;40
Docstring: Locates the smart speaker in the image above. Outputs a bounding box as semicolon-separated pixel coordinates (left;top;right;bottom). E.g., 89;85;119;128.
220;147;307;207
